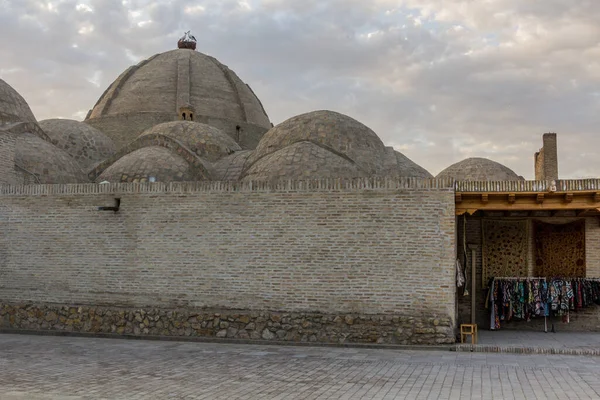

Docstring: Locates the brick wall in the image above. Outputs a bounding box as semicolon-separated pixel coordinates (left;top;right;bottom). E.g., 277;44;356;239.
0;178;456;344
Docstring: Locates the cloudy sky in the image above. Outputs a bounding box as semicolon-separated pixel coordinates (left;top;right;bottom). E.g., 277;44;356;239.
2;0;599;178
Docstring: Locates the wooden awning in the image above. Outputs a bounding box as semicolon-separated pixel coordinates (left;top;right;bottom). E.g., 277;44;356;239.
455;179;600;216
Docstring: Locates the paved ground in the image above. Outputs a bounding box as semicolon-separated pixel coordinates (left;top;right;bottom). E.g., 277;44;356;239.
1;334;600;399
477;330;600;350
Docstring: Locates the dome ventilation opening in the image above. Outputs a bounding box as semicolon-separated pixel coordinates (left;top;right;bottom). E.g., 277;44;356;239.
179;106;195;121
236;125;241;142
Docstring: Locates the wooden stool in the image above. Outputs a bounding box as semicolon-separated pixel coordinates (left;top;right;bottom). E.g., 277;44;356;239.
460;324;478;344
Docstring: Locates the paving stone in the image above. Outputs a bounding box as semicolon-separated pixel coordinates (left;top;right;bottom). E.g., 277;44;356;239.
0;333;599;399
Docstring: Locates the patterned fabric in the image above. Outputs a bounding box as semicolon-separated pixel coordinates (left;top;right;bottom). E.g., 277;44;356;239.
534;220;586;278
482;220;528;287
487;278;598;329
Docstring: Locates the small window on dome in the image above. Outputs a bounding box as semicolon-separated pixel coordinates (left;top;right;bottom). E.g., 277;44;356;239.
190;113;193;121
182;112;187;120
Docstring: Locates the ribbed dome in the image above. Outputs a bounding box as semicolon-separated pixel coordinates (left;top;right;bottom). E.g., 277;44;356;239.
38;119;116;171
0;79;37;125
15;133;87;184
85;49;271;150
139;121;241;162
96;146;210;183
436;157;523;181
242;141;362;181
246;110;387;176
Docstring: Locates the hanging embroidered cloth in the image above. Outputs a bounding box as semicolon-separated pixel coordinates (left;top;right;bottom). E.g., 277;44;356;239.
482;219;528;287
534;220;586;278
456;258;465;288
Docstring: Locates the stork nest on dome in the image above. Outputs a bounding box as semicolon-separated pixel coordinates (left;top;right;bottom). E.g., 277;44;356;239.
177;31;197;50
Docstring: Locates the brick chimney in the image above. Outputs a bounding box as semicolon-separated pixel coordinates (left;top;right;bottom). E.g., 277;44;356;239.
534;133;558;181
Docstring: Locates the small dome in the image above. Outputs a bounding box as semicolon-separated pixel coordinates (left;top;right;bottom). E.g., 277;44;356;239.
247;110;387;175
38;119;116;170
242;141;363;182
0;79;37;125
436;157;523;181
393;151;433;178
139;121;241;162
96;146;210;183
380;147;433;178
213;150;253;181
15;133;87;184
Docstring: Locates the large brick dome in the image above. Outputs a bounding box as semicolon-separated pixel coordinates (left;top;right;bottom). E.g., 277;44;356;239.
38;119;116;171
242;141;363;182
15;132;87;184
139;121;241;163
244;110;388;179
241;110;430;181
85;48;272;150
96;146;211;183
0;79;37;126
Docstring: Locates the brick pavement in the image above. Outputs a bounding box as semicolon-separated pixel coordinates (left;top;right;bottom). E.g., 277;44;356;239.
1;333;600;399
478;330;600;349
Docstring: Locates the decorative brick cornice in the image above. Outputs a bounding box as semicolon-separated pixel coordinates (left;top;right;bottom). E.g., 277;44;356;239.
456;179;600;193
0;177;455;197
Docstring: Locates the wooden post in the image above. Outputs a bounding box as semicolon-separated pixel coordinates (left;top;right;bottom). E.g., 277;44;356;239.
469;244;477;325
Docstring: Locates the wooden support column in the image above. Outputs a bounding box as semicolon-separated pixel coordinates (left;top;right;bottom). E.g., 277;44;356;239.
468;244;478;325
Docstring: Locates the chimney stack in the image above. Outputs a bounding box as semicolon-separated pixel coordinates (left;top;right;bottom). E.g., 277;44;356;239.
534;133;558;181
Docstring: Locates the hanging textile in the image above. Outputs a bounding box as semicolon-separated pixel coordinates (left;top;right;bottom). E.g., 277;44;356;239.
534;220;586;278
487;277;600;329
456;258;465;288
482;220;528;287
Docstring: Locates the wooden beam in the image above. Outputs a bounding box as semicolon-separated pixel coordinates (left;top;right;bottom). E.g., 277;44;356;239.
455;193;462;203
467;244;478;325
456;208;476;216
481;193;489;204
537;193;545;204
565;193;573;203
455;194;600;214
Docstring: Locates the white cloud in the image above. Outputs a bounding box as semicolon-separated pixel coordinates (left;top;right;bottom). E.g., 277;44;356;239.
75;3;93;13
184;5;205;15
0;0;599;178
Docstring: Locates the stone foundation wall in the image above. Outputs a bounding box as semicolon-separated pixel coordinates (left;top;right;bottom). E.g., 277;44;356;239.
0;303;455;345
